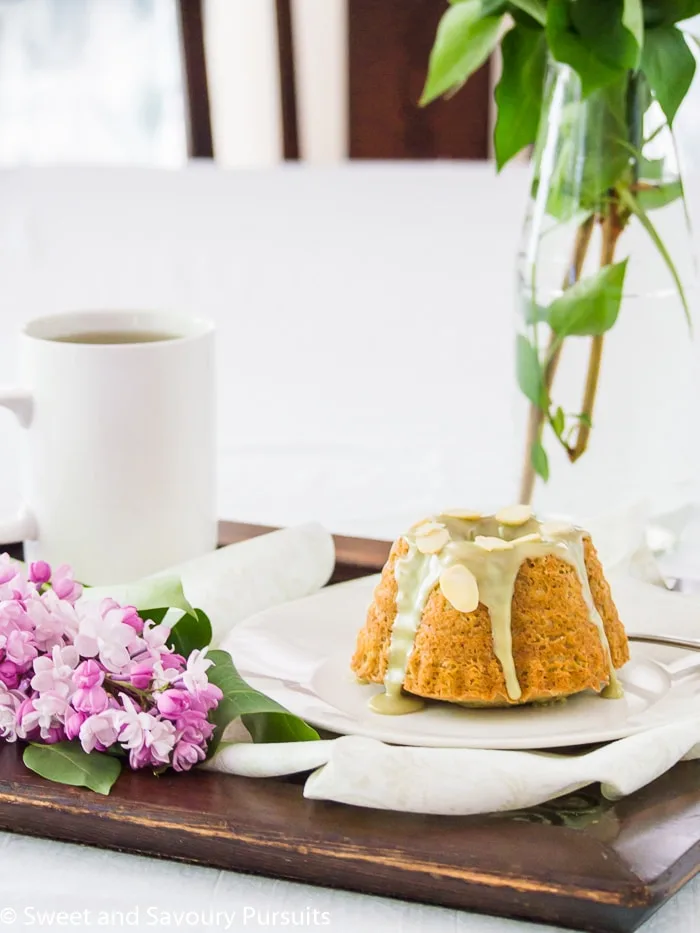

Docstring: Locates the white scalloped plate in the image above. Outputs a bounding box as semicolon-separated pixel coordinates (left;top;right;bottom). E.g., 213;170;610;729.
225;575;700;749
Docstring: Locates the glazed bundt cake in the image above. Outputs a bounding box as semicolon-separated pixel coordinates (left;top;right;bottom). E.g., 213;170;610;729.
351;507;629;713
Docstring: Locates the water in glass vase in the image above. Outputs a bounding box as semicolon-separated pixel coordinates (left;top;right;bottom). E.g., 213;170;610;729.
515;59;698;520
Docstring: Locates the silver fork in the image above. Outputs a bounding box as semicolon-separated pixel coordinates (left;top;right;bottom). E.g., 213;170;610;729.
627;633;700;652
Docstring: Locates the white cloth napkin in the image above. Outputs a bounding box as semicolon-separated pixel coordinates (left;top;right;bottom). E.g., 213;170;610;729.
82;523;336;646
209;719;700;815
172;523;335;645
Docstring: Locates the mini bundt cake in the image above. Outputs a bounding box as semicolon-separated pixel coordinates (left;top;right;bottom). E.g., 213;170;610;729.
351;507;629;713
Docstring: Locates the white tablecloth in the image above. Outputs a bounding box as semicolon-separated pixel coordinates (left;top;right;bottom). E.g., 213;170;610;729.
1;163;700;535
1;829;699;933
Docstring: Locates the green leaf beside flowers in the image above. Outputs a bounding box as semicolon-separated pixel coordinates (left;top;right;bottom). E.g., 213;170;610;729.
23;742;122;796
138;607;168;625
168;608;213;657
421;1;504;104
548;259;629;338
83;574;195;617
206;650;319;758
494;25;548;170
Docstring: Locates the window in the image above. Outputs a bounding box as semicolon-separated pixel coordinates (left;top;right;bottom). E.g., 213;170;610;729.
0;0;186;165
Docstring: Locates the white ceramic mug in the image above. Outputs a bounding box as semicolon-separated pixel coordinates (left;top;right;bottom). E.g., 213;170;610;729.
0;310;217;584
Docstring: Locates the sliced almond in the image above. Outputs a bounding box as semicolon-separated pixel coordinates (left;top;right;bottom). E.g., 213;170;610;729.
474;535;514;552
442;508;482;521
512;532;543;545
495;504;533;526
440;564;480;613
412;520;446;537
409;516;435;532
540;520;575;538
415;527;450;554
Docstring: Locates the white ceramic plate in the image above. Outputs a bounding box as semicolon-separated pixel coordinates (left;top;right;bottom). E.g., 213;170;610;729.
226;575;700;749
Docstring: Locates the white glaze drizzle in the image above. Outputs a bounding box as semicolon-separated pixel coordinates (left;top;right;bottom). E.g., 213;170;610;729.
369;513;620;714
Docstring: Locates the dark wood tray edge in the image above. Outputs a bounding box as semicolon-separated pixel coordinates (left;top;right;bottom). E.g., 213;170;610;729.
0;785;660;933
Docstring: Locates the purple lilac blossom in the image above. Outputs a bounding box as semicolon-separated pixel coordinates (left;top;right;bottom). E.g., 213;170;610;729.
0;556;221;772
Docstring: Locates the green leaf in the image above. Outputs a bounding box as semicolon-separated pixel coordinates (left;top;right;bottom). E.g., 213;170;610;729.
639;156;665;181
547;0;628;95
531;439;550;481
508;0;547;26
636;180;684;211
241;712;316;744
643;0;700;26
535;135;579;221
642;26;696;125
576;412;593;428
494;25;547;169
617;185;692;330
535;78;630;219
548;260;628;338
615;139;672;185
623;0;644;62
206;650;319;757
552;407;566;437
82;574;195;617
421;2;504;104
523;297;550;325
516;334;547;409
23;742;121;796
580;82;632;208
449;0;505;9
168;608;213;657
138;607;169;625
568;0;641;71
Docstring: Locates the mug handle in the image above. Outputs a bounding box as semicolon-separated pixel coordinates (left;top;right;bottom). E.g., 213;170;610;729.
0;387;38;544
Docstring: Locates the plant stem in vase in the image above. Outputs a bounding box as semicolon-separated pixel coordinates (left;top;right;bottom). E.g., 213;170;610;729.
422;2;697;514
517;64;693;511
519;214;595;503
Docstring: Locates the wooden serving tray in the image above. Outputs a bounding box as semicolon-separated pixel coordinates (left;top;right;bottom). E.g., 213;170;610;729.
1;522;700;933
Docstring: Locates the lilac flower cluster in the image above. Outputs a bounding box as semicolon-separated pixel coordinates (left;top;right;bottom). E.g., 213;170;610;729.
0;555;222;771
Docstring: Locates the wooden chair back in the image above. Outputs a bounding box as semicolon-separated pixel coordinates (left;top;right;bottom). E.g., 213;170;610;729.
178;0;491;162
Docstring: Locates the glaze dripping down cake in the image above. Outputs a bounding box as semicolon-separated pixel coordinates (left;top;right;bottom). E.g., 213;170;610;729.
351;507;630;713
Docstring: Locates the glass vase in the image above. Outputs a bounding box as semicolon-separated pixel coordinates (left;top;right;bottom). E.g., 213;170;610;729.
516;59;698;521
